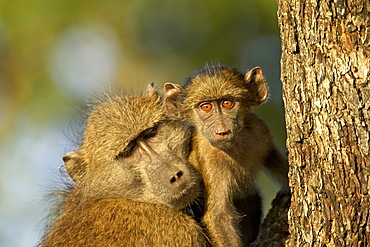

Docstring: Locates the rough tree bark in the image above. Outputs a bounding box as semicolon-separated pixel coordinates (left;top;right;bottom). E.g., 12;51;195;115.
260;0;370;246
255;0;369;246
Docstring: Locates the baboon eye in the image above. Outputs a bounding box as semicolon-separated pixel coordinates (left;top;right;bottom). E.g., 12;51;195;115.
116;141;136;159
142;125;158;139
222;100;234;108
200;103;212;111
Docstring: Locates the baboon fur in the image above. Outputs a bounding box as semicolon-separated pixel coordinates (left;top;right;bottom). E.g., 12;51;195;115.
164;65;289;247
39;86;208;247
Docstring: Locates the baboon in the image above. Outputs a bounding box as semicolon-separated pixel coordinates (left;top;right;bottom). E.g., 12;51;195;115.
164;65;289;247
39;85;208;247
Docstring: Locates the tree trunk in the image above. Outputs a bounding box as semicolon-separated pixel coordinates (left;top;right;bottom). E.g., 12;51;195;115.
273;0;370;246
252;192;291;247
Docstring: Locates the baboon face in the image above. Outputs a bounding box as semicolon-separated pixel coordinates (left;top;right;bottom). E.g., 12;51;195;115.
112;120;201;210
192;98;242;149
164;65;268;150
64;87;201;210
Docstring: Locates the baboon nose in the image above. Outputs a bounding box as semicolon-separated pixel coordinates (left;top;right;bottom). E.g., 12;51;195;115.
169;171;184;183
213;129;232;142
215;130;231;136
215;129;232;137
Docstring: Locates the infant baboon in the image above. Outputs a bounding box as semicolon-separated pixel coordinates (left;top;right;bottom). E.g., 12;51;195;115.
39;85;208;247
164;65;289;247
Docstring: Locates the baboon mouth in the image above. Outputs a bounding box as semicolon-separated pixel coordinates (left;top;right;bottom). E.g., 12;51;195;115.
212;130;233;141
212;133;233;143
214;135;231;141
210;137;235;149
170;182;199;210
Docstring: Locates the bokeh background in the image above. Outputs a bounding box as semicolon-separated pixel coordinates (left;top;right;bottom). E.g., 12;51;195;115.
0;0;286;246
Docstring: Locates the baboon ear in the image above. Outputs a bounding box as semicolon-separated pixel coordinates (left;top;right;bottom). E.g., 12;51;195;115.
245;66;269;105
145;82;157;96
163;83;183;116
63;151;86;182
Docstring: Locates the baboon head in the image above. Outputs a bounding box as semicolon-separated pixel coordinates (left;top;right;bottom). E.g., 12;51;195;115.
63;84;202;210
164;65;268;149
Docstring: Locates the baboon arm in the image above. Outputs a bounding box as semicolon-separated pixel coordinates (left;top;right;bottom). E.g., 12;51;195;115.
263;145;290;192
202;177;242;247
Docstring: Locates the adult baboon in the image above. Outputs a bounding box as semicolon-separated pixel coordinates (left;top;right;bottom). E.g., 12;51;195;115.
39;85;208;247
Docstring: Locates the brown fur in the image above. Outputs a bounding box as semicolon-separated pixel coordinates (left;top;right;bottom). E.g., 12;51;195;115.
39;85;208;247
164;65;289;247
40;194;207;247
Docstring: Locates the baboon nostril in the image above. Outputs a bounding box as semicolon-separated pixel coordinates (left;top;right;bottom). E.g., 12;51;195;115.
176;171;183;178
170;171;184;183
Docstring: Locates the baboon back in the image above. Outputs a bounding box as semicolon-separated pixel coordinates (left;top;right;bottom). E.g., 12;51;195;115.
40;196;207;247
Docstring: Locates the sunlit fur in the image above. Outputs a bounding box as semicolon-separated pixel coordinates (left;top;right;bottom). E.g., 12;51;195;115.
80;88;166;166
39;86;208;247
164;65;289;247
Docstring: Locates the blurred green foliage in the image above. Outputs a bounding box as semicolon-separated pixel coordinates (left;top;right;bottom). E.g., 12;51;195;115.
0;0;285;245
0;0;281;137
